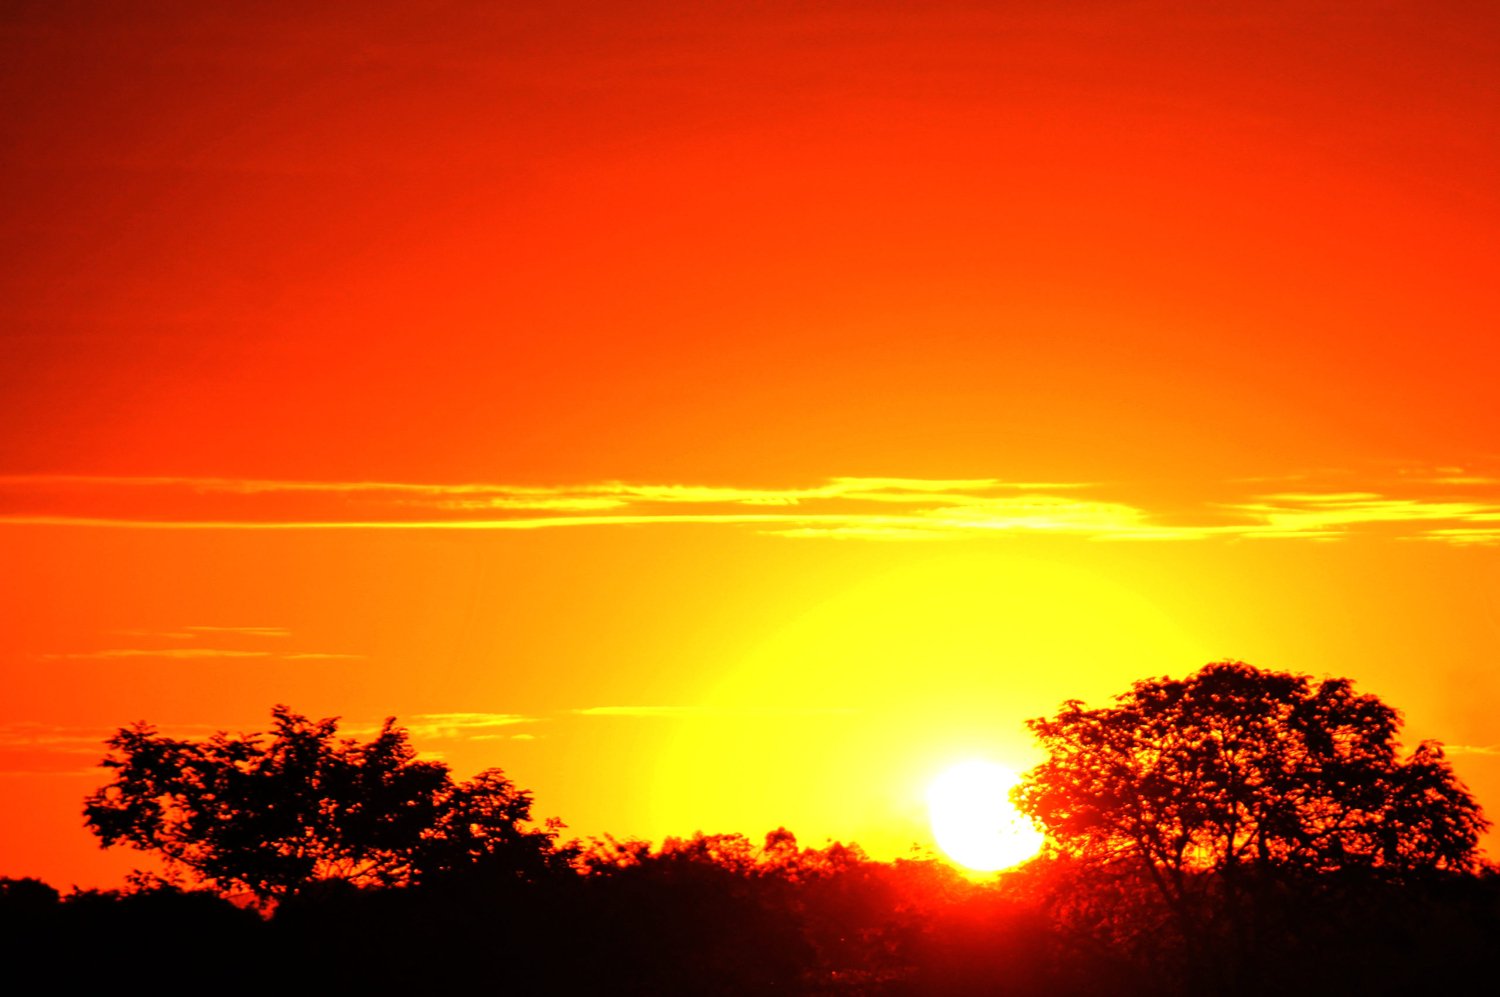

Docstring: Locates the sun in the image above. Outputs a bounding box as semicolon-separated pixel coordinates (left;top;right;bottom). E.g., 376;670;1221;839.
927;760;1045;872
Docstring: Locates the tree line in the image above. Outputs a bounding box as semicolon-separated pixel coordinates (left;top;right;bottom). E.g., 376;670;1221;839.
3;660;1494;995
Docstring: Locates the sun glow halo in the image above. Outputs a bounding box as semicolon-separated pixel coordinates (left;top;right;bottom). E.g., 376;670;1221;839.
927;760;1044;872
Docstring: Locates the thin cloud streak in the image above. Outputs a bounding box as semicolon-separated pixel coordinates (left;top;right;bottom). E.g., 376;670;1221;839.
279;714;546;749
0;474;1070;500
574;706;860;719
0;722;122;754
111;629;199;640
0;769;99;779
0;720;241;762
1220;492;1500;544
1444;744;1500;757
0;715;540;771
38;648;364;662
362;713;544;742
5;471;1500;544
40;648;275;660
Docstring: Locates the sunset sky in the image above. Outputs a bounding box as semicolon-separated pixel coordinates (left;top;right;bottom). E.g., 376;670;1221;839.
4;2;1499;888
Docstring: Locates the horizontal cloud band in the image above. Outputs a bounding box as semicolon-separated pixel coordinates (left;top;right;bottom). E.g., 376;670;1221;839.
2;472;1499;544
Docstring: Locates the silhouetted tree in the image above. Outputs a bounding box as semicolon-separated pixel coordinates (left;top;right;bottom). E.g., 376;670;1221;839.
1016;660;1490;986
412;767;572;885
83;705;560;907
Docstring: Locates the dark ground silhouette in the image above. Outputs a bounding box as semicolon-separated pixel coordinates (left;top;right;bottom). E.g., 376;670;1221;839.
5;850;1497;996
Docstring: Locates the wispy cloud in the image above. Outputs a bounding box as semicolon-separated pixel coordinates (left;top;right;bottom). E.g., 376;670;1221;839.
39;648;364;663
183;625;292;638
0;713;542;771
1443;744;1500;757
0;721;122;754
0;475;1152;539
0;721;235;770
112;629;198;640
41;648;276;660
401;713;540;739
574;705;860;719
0;768;99;778
1424;529;1500;546
4;467;1500;544
40;621;364;669
1219;490;1500;545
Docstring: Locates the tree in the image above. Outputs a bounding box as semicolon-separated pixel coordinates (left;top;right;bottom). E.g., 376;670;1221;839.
1015;661;1489;981
415;767;571;884
83;705;561;907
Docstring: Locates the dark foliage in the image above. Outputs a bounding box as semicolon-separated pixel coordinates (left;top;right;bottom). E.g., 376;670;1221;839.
0;878;266;993
83;706;565;907
1020;661;1487;881
9;860;1498;996
1017;660;1491;989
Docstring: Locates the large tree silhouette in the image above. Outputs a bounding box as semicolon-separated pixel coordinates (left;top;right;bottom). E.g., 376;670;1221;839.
83;706;562;907
1019;661;1486;880
1015;660;1488;984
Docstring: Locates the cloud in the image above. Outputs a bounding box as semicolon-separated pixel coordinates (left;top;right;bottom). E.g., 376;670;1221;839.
0;714;538;771
112;629;199;640
0;768;99;778
40;625;361;664
401;713;541;739
0;721;118;754
0;474;1168;540
5;467;1500;544
39;648;363;662
574;705;859;719
1423;529;1500;546
41;648;275;660
0;720;230;767
1220;491;1500;544
1443;744;1500;757
183;626;292;638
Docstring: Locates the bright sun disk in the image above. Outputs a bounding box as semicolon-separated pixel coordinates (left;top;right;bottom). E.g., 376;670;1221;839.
927;759;1045;872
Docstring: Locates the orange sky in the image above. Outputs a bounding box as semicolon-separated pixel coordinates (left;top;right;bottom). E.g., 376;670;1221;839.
3;2;1499;888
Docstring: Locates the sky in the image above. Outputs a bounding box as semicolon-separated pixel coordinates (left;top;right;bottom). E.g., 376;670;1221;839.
3;1;1500;888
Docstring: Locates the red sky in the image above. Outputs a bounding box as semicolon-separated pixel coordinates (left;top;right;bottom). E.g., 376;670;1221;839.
3;2;1499;887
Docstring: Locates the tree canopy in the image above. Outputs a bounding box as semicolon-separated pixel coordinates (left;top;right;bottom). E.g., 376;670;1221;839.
1017;661;1488;900
1015;660;1491;989
83;706;563;906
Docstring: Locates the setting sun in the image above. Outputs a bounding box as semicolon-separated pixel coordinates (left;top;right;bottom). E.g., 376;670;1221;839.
927;760;1045;872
